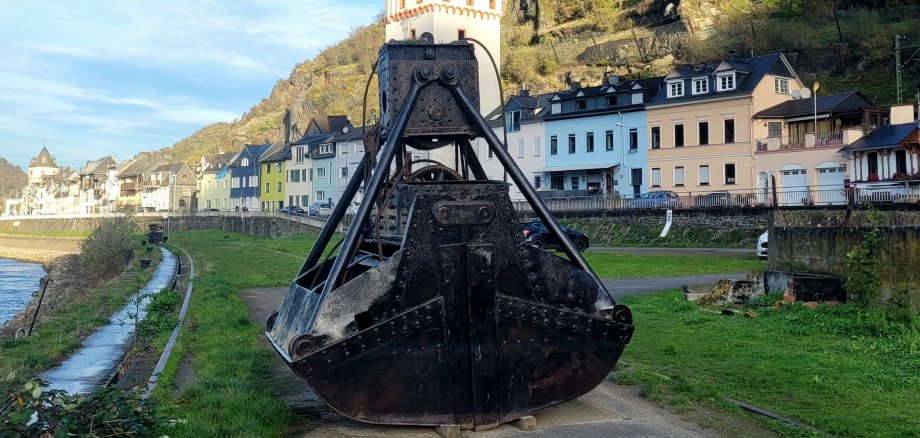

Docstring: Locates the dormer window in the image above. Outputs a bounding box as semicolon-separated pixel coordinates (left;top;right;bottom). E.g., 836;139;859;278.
505;110;521;132
667;80;684;98
717;73;735;91
631;92;643;104
692;77;708;94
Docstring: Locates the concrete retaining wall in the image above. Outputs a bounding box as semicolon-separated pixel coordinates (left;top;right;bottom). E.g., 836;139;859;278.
771;210;920;302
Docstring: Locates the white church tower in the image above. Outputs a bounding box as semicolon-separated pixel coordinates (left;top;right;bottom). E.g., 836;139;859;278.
384;0;503;116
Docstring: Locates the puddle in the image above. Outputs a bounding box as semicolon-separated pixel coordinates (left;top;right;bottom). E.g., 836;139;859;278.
41;247;178;394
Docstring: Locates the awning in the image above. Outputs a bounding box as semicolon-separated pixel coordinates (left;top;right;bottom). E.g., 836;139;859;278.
533;163;618;173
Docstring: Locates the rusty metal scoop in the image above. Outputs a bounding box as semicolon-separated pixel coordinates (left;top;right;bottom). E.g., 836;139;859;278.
266;38;633;430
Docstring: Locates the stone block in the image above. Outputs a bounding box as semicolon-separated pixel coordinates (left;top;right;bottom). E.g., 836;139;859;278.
435;425;460;438
512;415;537;431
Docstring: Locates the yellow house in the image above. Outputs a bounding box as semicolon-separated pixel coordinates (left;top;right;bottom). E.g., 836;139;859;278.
259;142;288;211
197;152;235;210
645;53;803;196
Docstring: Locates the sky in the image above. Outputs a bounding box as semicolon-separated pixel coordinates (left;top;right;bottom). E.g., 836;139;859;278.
0;0;380;170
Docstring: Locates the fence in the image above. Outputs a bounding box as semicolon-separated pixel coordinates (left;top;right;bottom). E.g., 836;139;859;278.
511;182;920;213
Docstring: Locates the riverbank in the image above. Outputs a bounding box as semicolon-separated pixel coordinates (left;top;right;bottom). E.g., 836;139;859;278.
0;234;87;337
0;247;161;377
0;234;82;264
0;254;103;338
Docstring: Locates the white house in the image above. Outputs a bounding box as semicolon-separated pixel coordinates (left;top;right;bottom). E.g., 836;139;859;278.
474;90;551;200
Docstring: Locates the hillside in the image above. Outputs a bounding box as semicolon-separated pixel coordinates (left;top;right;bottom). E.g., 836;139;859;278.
0;157;27;215
163;0;920;164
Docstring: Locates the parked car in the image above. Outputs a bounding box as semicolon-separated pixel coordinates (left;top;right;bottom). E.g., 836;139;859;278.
518;220;590;252
308;201;333;217
694;191;731;208
279;205;305;214
346;201;361;215
757;231;768;259
629;190;680;209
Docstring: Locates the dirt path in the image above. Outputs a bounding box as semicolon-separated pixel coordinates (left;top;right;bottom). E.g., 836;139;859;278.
0;234;82;263
240;287;774;437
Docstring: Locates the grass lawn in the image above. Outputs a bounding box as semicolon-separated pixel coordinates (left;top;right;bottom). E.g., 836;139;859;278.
151;230;767;437
0;245;160;377
151;230;310;437
582;252;765;279
617;290;920;438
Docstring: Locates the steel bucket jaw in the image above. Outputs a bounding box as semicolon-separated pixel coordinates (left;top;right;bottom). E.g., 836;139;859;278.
266;182;633;428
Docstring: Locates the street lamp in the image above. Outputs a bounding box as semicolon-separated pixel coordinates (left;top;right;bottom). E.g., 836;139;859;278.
168;174;175;238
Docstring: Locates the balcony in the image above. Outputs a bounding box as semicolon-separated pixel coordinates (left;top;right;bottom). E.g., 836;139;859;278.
756;131;844;153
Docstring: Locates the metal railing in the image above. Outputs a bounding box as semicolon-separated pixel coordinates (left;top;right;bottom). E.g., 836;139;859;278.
5;182;920;220
511;181;920;212
756;131;845;153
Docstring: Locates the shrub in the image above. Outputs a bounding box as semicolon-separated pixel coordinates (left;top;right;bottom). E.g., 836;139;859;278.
1;373;163;436
844;210;885;308
79;211;138;280
538;54;560;75
137;288;182;339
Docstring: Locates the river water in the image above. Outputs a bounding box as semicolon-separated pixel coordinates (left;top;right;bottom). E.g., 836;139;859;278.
0;258;47;326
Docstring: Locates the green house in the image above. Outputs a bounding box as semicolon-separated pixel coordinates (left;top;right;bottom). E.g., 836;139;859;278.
259;142;289;211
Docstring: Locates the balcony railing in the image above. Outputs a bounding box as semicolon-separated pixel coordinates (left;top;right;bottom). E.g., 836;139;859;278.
756;131;845;153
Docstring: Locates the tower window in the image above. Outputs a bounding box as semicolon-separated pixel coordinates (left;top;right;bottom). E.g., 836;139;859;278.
399;0;405;8
489;0;496;9
410;29;416;39
458;29;466;40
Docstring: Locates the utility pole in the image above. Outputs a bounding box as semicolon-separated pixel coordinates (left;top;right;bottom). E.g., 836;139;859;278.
896;35;903;104
895;35;920;105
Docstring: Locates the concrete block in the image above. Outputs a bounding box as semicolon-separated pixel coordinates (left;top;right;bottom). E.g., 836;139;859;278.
435;424;460;438
512;415;537;431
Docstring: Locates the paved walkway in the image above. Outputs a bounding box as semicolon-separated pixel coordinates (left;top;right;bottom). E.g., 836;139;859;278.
604;273;749;298
41;247;178;394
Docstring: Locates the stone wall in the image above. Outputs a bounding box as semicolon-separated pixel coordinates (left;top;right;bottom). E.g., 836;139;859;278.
0;215;321;239
547;208;772;248
771;210;920;302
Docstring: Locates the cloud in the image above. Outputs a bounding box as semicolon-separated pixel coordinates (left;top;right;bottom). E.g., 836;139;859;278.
0;0;380;169
153;105;240;125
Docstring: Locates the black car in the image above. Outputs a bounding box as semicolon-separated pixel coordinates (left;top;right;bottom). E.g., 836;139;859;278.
518;220;590;252
279;205;305;214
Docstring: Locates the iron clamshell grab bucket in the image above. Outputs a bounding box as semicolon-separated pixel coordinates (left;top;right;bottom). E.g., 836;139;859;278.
266;182;634;429
265;38;633;430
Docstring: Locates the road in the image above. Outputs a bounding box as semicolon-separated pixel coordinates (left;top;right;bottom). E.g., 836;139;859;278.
604;273;749;298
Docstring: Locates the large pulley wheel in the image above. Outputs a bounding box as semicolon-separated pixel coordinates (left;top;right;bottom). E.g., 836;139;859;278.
407;164;462;182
